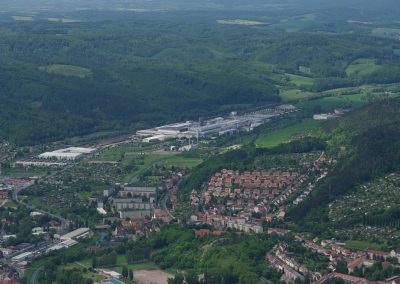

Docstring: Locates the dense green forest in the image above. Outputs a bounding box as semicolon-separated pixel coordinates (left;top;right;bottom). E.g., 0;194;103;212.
0;17;400;145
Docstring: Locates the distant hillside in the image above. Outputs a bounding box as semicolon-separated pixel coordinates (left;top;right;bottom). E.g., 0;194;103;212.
0;21;281;145
260;34;400;90
288;98;400;228
0;19;399;145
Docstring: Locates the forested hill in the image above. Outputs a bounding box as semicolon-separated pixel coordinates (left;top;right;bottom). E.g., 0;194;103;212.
0;19;400;145
0;21;281;145
288;98;400;227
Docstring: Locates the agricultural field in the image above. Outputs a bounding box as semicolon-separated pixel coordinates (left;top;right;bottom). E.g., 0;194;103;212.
345;58;380;77
255;119;323;148
38;64;92;78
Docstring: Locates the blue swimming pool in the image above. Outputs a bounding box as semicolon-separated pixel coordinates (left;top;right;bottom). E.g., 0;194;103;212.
101;279;124;284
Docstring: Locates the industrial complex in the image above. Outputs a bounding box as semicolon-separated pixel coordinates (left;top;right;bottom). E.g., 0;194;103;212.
136;105;298;143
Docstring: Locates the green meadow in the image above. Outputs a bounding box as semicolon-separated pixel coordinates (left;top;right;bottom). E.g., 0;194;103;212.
39;64;92;78
256;119;323;148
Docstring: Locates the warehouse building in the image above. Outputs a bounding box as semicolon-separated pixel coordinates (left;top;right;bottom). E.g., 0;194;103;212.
59;227;92;241
39;147;97;161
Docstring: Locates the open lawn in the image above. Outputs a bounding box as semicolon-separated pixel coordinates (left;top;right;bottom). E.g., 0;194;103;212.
286;73;314;86
162;156;203;168
78;255;158;273
256;119;323;148
297;95;366;112
98;145;144;161
39;64;92;78
345;240;384;251
3;200;18;209
280;89;316;102
346;58;380;77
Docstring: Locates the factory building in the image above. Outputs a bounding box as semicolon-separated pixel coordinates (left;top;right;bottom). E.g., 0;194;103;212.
38;147;97;161
136;105;297;141
59;227;92;241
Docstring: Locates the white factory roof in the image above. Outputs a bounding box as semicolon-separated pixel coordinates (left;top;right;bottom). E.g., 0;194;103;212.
60;227;91;240
142;134;168;142
57;147;96;154
39;147;97;160
39;152;82;159
46;239;78;252
12;251;33;262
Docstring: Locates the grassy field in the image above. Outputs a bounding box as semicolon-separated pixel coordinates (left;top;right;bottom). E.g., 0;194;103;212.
297;95;366;112
39;64;92;78
78;255;158;272
217;19;266;25
256;119;323;148
123;152;171;183
280;89;316;102
97;145;145;161
345;240;384;251
98;143;203;183
286;73;314;86
162;156;203;168
3;200;18;209
372;27;400;38
395;49;400;56
345;58;380;77
273;14;316;32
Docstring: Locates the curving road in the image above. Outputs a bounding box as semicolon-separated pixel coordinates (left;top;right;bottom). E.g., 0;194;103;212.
30;267;43;284
13;186;70;233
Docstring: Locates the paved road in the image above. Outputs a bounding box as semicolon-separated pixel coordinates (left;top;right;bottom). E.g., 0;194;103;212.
160;191;175;220
30;267;43;284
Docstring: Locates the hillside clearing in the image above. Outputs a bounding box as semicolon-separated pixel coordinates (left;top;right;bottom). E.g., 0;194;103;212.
286;73;314;86
256;119;323;148
38;64;92;78
345;58;380;77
